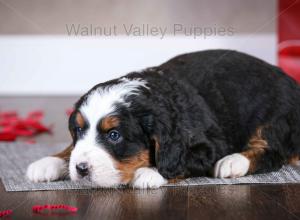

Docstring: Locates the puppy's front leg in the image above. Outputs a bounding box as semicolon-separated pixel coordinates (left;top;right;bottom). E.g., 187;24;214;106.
26;144;73;182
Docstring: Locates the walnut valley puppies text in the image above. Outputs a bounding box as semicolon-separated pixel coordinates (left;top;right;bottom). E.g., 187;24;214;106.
65;23;235;39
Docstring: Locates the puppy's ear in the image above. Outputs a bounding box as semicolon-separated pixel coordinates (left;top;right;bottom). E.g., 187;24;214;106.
146;116;186;179
139;113;186;179
68;111;76;132
68;110;79;145
140;114;154;135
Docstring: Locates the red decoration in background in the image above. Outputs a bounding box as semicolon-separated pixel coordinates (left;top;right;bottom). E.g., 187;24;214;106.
279;44;300;82
278;0;300;83
0;209;12;218
0;110;51;142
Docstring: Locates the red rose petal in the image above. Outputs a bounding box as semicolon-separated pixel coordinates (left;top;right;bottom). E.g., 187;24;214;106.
0;110;51;142
0;209;12;218
32;204;78;213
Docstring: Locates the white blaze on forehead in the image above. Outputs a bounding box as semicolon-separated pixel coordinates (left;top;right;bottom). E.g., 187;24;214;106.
80;77;148;123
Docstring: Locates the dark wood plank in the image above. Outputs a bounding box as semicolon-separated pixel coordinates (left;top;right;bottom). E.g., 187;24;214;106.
258;184;300;218
187;185;300;220
1;182;299;220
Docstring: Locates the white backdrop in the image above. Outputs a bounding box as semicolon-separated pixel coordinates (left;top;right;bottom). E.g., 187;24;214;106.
0;34;276;95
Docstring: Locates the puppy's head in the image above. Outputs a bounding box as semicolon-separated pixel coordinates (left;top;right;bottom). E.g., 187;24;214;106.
68;77;154;187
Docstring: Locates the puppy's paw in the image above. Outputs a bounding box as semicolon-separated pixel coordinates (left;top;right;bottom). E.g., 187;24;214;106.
26;156;67;182
214;153;250;178
131;167;167;189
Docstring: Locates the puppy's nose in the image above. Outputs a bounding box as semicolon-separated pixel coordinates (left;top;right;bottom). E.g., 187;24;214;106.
76;162;89;177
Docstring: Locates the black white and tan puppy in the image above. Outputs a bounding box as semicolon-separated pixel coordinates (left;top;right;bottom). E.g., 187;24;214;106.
26;50;300;188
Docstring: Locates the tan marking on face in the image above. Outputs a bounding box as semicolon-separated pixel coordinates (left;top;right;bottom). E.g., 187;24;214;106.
101;116;120;132
241;126;268;173
76;112;85;128
115;150;150;184
69;112;85;138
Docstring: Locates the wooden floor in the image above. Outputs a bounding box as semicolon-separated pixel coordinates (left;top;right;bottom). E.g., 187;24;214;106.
0;96;300;220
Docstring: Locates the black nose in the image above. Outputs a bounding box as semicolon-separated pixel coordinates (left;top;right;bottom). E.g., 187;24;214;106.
76;162;89;177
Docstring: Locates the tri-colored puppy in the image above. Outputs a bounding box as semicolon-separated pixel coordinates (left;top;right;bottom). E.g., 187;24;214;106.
27;50;300;188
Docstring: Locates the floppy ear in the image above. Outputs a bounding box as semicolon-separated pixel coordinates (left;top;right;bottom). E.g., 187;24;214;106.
68;111;78;147
153;127;187;179
149;115;229;179
140;113;187;179
139;114;155;135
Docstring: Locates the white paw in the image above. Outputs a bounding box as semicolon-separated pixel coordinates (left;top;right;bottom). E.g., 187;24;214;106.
131;167;167;189
26;156;67;182
214;153;250;178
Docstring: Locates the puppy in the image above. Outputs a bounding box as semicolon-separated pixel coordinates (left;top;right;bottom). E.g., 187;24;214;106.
27;50;300;188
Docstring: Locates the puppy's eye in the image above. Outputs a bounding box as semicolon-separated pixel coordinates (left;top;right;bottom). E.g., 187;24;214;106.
108;130;121;142
74;127;83;137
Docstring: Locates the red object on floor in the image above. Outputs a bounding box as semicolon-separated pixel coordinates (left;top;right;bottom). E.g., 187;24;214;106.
32;204;78;213
0;205;77;218
0;209;12;218
278;0;300;83
0;110;51;142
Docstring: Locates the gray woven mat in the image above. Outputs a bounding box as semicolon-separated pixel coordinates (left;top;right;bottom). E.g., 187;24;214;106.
1;142;300;192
